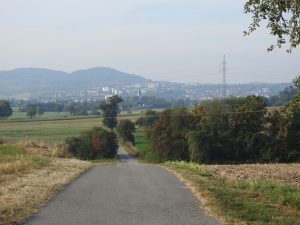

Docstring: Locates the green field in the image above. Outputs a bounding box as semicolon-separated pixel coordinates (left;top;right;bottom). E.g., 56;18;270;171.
10;111;70;119
0;114;141;146
135;135;149;152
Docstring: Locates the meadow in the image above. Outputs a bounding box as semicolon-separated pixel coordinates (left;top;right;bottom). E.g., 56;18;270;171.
10;111;70;119
0;114;141;146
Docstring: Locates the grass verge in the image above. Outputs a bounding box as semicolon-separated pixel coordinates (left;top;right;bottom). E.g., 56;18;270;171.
163;161;300;225
89;158;121;164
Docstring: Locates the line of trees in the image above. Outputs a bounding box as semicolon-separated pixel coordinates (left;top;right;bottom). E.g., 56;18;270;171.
4;86;298;119
139;76;300;163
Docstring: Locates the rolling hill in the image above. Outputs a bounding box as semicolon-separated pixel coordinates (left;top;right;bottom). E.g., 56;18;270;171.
0;67;149;98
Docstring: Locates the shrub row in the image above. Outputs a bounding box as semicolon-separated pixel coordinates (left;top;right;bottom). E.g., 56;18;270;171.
62;127;118;160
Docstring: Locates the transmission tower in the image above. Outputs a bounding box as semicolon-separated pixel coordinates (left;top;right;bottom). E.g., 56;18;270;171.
220;55;227;98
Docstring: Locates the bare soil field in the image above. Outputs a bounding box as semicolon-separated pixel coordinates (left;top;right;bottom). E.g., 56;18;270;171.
204;163;300;186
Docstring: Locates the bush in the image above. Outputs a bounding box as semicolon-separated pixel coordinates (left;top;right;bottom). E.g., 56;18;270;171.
116;120;135;144
63;127;118;160
64;137;82;157
139;147;162;163
135;110;159;127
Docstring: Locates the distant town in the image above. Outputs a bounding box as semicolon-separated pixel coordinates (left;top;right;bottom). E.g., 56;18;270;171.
32;81;290;102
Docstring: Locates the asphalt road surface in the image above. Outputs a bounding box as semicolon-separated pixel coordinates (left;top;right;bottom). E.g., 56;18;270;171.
24;149;221;225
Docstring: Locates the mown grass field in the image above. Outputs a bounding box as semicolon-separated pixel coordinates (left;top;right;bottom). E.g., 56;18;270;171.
10;111;70;119
0;114;141;146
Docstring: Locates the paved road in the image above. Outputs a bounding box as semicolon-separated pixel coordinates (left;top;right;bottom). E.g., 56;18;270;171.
25;149;221;225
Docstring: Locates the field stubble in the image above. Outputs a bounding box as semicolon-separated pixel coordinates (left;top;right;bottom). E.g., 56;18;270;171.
204;163;300;186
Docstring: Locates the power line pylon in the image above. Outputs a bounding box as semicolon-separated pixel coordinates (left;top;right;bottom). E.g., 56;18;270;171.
220;55;227;98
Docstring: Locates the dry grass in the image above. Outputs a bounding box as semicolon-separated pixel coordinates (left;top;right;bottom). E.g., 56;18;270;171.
0;141;91;225
204;163;300;186
120;141;139;157
17;140;53;157
0;144;49;175
0;158;91;225
0;155;47;175
52;143;73;158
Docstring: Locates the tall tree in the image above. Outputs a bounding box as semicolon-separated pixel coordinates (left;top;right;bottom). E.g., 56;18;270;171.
229;96;267;160
150;108;195;161
100;95;123;130
244;0;300;52
36;106;45;118
284;75;300;160
135;110;159;127
0;100;12;119
187;106;210;163
26;107;36;118
117;119;136;144
150;109;173;160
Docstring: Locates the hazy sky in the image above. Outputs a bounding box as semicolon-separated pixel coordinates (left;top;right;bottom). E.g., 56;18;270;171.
1;0;299;84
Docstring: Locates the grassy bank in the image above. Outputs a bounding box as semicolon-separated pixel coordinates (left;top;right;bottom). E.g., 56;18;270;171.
0;145;49;175
164;161;300;225
0;143;91;225
134;134;162;163
0;158;91;225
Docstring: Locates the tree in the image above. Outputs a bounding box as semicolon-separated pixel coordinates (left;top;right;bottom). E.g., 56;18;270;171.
64;102;77;115
36;106;45;118
244;0;300;52
150;109;173;160
117;119;136;144
229;96;267;161
90;109;101;116
26;107;36;118
150;108;196;161
135;110;159;127
187;106;210;163
100;95;123;130
0;100;12;119
266;110;289;161
284;75;300;161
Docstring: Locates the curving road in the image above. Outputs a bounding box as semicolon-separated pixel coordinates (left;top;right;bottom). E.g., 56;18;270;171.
24;148;221;225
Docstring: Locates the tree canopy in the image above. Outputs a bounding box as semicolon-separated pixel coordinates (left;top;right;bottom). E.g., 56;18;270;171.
0;100;12;119
100;95;123;130
244;0;300;52
117;119;136;144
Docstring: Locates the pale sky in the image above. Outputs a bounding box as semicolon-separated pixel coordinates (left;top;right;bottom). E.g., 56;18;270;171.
1;0;299;84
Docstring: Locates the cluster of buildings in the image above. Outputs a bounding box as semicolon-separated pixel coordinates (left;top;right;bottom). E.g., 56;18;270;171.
32;81;288;102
